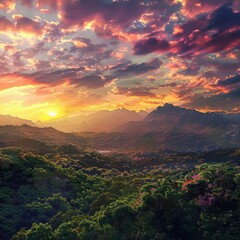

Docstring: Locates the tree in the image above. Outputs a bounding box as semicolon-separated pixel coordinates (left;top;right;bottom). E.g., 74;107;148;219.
26;223;54;240
55;222;78;240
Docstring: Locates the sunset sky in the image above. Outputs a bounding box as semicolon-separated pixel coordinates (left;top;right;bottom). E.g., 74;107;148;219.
0;0;239;121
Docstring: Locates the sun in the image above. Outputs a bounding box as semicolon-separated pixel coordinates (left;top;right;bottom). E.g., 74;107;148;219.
48;111;57;118
41;108;64;122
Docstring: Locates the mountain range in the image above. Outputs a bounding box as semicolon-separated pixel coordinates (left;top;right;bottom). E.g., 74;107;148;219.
0;104;240;152
118;103;234;133
79;104;240;152
38;108;147;132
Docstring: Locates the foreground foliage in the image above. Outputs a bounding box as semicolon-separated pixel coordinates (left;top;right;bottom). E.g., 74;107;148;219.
0;147;239;240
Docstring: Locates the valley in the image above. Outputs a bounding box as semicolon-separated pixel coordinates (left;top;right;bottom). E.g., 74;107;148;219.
0;105;240;240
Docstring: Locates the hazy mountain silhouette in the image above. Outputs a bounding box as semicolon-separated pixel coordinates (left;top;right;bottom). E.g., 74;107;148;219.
0;115;36;127
40;109;143;132
138;110;148;118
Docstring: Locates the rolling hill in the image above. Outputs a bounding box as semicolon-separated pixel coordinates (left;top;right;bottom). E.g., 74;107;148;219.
0;125;86;150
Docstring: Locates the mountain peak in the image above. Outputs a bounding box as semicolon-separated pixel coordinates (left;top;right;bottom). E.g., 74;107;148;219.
163;103;175;108
156;103;184;113
162;103;177;109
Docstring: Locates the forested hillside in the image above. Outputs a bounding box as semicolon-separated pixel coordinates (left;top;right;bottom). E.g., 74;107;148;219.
0;147;239;240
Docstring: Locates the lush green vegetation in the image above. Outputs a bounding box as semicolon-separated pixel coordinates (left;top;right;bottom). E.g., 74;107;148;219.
0;147;239;240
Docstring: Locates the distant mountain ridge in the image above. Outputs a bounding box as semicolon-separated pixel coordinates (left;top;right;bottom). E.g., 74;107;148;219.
39;108;143;132
0;115;36;127
115;103;233;134
89;104;240;152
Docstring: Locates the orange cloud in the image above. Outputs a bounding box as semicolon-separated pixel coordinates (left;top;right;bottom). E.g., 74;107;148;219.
0;0;15;12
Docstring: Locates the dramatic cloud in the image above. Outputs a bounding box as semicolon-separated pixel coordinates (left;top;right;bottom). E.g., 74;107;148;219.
0;0;239;120
134;2;240;57
112;86;157;98
70;37;107;54
134;38;170;55
181;0;240;18
54;0;180;40
112;58;163;76
0;0;15;11
185;88;240;112
61;0;142;25
0;14;46;36
0;68;115;91
217;75;240;86
26;69;115;89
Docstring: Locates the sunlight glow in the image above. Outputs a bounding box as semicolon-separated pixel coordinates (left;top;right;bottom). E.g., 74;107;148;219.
48;111;57;117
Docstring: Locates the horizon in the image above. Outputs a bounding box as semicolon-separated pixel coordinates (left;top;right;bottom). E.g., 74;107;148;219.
1;103;237;123
0;1;239;122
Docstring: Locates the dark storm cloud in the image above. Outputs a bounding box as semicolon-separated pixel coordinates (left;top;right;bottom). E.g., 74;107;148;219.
61;0;143;27
20;68;115;89
158;83;177;88
185;86;240;111
191;31;240;56
181;0;235;18
133;38;170;55
133;37;172;56
59;0;180;39
201;60;239;79
15;16;44;34
26;68;83;85
207;2;240;31
217;75;240;86
112;58;163;77
133;2;240;57
77;75;114;89
113;86;157;98
180;64;201;76
173;18;208;39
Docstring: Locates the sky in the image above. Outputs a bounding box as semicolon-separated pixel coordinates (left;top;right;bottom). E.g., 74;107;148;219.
0;0;239;121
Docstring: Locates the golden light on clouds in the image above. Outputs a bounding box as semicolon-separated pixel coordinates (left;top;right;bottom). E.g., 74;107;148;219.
0;84;67;122
73;39;87;48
